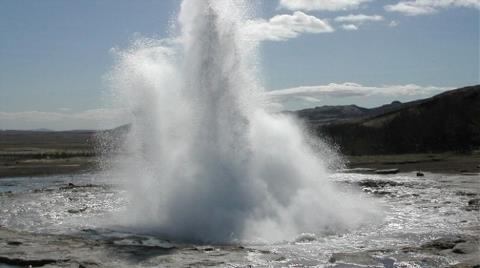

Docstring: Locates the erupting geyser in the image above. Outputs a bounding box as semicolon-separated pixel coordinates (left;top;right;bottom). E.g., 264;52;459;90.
107;0;379;243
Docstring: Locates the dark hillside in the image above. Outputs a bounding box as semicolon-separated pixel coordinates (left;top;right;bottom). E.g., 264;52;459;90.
315;85;480;155
295;98;425;126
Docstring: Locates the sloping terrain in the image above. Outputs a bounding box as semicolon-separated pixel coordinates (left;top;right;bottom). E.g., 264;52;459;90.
294;99;425;126
314;85;480;155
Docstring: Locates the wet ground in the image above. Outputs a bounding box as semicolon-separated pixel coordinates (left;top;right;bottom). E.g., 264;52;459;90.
0;172;478;267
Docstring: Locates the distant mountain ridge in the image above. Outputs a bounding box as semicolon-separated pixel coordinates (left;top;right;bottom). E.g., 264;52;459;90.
302;85;480;155
293;98;424;126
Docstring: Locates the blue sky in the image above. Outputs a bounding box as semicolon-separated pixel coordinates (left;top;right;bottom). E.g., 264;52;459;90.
0;0;478;130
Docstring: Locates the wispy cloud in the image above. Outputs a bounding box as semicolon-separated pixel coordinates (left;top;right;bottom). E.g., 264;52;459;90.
335;14;384;30
335;14;384;23
264;82;450;108
341;24;359;31
385;0;480;16
243;11;334;42
279;0;371;11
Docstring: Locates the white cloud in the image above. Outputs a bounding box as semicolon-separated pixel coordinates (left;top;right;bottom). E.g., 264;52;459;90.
279;0;371;11
264;82;450;108
385;2;436;15
335;14;384;23
341;24;359;30
385;0;480;16
335;14;384;31
243;11;334;41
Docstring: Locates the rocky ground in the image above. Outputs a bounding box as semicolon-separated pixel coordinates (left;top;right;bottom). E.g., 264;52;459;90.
328;234;480;267
0;227;478;267
0;227;263;267
0;171;478;267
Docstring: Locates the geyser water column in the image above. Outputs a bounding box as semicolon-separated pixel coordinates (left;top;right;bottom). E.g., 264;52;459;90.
108;0;379;243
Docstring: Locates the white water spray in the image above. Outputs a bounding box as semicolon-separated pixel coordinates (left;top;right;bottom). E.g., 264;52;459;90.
107;0;379;243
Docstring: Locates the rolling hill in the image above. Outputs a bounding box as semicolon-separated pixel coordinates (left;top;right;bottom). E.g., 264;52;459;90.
301;85;480;155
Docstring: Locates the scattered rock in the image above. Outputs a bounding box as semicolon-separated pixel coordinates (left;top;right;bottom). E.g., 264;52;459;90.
456;191;477;197
357;179;402;188
81;228;100;235
328;252;380;266
421;236;466;250
0;256;64;267
32;188;55;193
452;242;478;254
372;190;393;196
465;198;480;211
60;183;99;190
189;260;225;266
67;207;88;214
377;257;396;267
468;199;480;206
274;256;286;262
400;234;479;267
